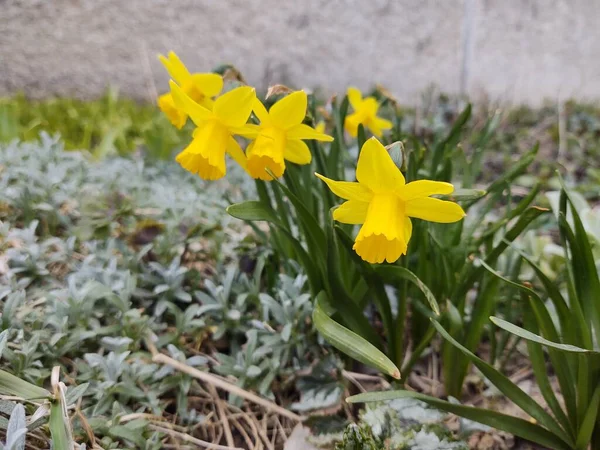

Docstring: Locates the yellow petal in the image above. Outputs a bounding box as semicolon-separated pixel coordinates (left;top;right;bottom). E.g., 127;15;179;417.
333;200;369;224
158;51;191;84
356;137;405;193
213;86;256;128
367;115;393;137
344;113;361;137
286;124;334;141
157;93;187;129
368;122;383;138
373;117;393;131
405;197;466;223
188;120;230;161
226;137;248;171
404;216;413;247
315;173;373;202
284;139;312;165
252;98;271;125
246;141;286;181
355;194;405;240
352;194;409;263
176;146;225;180
188;73;223;97
170;80;211;126
231;123;260;139
399;180;454;201
347;87;363;111
362;97;379;115
353;234;407;264
269;91;307;129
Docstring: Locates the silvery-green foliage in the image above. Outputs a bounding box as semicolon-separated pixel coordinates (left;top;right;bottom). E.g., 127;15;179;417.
0;136;317;447
1;290;25;331
194;266;259;341
0;134;85;231
255;273;320;372
4;221;69;285
2;404;27;450
215;330;277;404
80;350;161;417
140;257;192;307
0;330;8;359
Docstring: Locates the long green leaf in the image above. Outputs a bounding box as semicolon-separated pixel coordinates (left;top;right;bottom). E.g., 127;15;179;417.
447;275;501;397
513;248;571;336
560;181;600;351
479;261;561;339
49;400;71;450
227;201;322;294
226;201;281;225
453;206;549;304
575;383;600;449
325;221;383;347
347;390;570;450
357;123;366;149
432;320;574;447
268;173;327;257
490;317;599;355
479;258;578;422
329;95;349;179
477;183;541;242
374;265;440;315
0;370;50;400
333;225;396;355
522;308;574;440
313;299;400;379
557;213;593;350
270;179;293;231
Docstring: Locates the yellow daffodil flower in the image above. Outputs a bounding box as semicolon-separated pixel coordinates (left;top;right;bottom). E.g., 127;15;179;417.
316;137;465;264
157;51;223;129
344;87;392;138
247;91;333;180
169;81;257;180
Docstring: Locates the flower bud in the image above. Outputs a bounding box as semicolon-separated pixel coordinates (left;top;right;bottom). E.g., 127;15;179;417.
385;141;406;171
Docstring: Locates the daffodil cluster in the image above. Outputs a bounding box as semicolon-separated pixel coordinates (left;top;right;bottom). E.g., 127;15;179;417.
158;51;332;181
158;52;465;264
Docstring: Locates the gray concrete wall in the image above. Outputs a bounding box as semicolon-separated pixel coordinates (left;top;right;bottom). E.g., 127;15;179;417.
1;0;599;105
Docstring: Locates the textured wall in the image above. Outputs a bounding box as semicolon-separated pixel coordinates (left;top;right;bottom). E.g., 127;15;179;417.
1;0;599;105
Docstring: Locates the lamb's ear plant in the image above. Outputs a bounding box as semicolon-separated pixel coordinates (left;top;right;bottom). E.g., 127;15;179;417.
349;181;600;450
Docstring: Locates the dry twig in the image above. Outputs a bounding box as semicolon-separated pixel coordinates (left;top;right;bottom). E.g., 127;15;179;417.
150;424;243;450
151;352;302;422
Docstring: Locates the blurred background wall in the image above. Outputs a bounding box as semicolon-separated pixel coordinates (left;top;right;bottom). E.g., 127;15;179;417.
2;0;599;105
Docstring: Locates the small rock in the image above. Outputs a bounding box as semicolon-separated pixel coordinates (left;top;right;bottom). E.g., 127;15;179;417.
284;424;320;450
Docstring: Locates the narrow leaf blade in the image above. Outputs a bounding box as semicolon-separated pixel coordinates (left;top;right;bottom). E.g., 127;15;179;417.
347;390;570;450
490;317;598;354
313;300;400;379
0;370;50;400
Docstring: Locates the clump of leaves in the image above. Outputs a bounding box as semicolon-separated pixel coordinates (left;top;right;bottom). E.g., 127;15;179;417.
335;399;469;450
0;136;325;447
